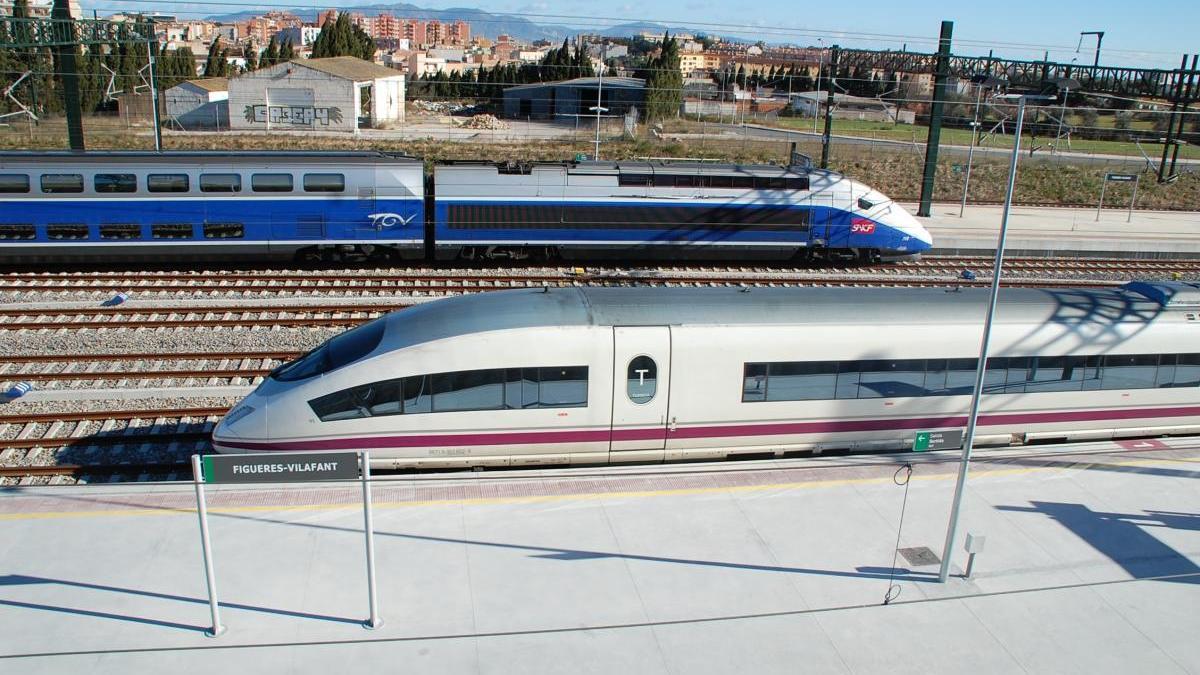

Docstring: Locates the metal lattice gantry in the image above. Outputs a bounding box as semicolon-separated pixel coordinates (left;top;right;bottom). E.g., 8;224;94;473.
837;47;1199;101
0;15;155;49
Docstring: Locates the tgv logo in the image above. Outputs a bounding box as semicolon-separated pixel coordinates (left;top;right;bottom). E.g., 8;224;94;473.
367;213;417;229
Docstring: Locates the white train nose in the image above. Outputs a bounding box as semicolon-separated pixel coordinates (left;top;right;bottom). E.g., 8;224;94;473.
212;402;269;451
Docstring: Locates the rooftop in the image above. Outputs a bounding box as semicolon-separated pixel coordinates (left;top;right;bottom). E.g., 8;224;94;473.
291;56;403;82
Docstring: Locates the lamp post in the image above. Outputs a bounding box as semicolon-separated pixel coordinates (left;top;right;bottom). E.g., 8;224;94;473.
1050;75;1080;156
960;75;1007;217
938;91;1057;584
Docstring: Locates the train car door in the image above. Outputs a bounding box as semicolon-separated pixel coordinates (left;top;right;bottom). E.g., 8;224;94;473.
610;326;672;462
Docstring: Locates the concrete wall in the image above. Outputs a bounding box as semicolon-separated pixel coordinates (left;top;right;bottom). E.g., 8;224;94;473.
228;63;357;132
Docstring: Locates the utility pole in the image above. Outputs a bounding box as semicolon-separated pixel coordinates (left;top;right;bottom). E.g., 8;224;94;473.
592;43;607;160
917;20;953;217
51;0;85;150
820;45;839;168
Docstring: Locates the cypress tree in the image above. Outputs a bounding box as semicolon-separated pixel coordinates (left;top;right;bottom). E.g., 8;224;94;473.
279;39;295;62
262;36;279;68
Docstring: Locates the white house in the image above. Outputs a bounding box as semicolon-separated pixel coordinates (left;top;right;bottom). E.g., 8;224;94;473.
164;77;229;129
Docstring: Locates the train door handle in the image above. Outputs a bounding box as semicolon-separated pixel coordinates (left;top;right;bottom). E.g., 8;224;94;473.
668;416;677;432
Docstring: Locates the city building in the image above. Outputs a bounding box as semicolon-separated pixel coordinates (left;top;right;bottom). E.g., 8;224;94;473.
228;56;405;133
789;91;914;124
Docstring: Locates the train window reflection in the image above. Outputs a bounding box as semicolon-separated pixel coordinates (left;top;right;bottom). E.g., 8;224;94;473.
743;352;1199;402
0;174;30;193
148;174;190;192
252;173;293;192
303;173;345;192
273;318;386;382
200;174;242;192
41;174;83;193
94;174;137;193
627;356;657;404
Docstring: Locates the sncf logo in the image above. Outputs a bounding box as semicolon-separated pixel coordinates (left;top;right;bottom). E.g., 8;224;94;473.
850;218;876;234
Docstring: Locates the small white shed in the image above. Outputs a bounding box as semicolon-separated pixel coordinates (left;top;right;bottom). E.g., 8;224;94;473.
164;77;229;130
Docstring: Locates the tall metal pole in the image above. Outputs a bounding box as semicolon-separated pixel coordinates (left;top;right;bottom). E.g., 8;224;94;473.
51;0;84;150
361;450;381;629
937;95;1037;583
959;85;983;217
593;44;605;160
918;20;954;217
147;32;163;153
191;454;226;637
813;40;823;134
820;45;839;169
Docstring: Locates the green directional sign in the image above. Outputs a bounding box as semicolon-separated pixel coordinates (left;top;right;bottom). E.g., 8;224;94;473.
201;452;360;484
913;429;964;452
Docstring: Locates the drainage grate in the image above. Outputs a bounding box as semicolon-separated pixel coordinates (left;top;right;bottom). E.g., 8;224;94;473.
898;546;941;567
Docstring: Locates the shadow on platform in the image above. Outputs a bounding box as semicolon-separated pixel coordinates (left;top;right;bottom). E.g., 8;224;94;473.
0;574;362;633
995;501;1200;584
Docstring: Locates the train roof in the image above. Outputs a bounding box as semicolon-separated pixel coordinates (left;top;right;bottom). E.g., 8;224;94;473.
437;160;833;178
0;151;420;165
373;283;1187;353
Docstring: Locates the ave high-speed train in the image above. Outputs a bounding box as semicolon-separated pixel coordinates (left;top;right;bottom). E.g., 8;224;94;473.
0;151;932;264
212;282;1200;468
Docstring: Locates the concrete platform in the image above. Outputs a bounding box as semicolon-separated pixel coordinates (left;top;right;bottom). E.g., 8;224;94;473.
915;202;1200;259
1;439;1198;673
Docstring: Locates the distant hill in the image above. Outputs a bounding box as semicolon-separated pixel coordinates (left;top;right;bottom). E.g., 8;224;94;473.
205;4;750;44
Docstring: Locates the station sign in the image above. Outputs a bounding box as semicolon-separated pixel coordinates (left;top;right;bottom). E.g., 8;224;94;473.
1104;173;1138;182
913;429;965;452
201;452;361;484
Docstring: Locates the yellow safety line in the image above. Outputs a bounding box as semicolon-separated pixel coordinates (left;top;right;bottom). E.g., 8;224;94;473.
0;456;1193;522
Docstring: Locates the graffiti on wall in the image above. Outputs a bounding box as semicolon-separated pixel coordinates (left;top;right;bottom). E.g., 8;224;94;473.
243;105;344;126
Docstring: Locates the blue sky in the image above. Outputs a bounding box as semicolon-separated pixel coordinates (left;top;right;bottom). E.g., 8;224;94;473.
82;0;1197;68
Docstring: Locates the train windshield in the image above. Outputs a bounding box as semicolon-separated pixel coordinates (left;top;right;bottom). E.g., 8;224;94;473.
271;318;387;382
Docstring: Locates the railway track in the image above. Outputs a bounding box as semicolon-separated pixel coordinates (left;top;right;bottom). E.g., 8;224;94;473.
1;256;1197;297
0;351;296;387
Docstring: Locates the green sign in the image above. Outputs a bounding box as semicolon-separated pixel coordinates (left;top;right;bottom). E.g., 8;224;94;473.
951;164;963;174
913;429;964;452
574;153;588;162
201;452;360;484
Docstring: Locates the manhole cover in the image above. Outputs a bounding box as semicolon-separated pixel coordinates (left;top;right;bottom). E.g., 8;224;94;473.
898;546;941;566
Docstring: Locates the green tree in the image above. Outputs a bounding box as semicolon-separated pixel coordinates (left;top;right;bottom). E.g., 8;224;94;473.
311;13;375;60
262;35;279;68
243;44;258;72
279;39;295;62
204;37;227;77
640;32;682;121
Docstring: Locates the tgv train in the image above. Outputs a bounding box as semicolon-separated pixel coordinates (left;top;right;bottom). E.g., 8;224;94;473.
0;151;932;264
212;282;1200;468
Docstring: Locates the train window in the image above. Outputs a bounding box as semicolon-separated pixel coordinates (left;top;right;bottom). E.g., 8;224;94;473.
252;173;294;192
742;363;768;402
41;174;83;193
675;175;702;188
0;174;30;193
857;359;926;398
203;222;244;239
731;176;754;189
46;224;89;240
0;224;35;240
200;174;242;193
432;369;506;412
276;318;386;382
303;173;345;193
627;356;657;404
534;366;588;407
708;176;734;189
402;375;432;413
757;177;787;190
618;174;650;187
94;173;137;193
1100;354;1159;390
858;197;877;210
99;224;141;240
787;177;811;190
652;174;675;188
1169;354;1200;387
768;362;837;401
1024;356;1080;392
148;174;190;192
152;223;194;239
